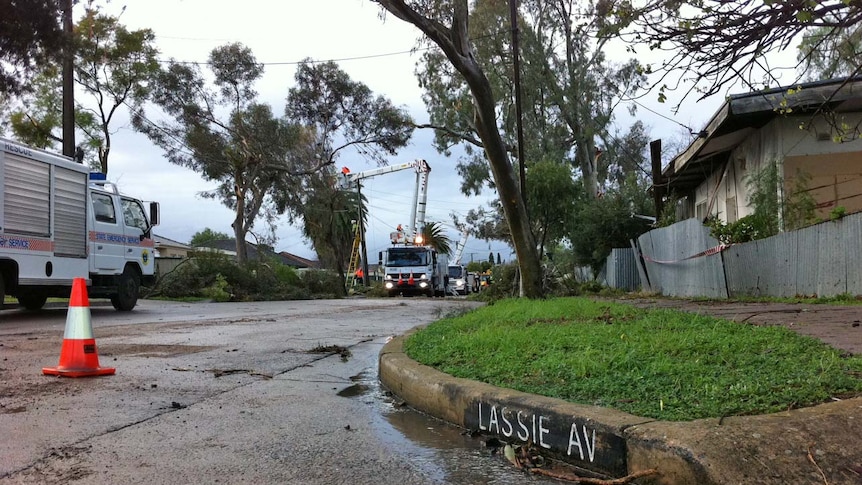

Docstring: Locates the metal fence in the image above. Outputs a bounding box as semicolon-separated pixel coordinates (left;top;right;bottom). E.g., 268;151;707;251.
723;212;862;298
622;212;862;298
602;248;641;291
636;218;728;298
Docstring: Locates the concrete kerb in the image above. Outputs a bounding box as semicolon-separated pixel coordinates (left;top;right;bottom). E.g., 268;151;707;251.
379;330;862;485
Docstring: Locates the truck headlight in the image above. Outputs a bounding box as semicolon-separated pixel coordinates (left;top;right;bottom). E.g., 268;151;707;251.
385;282;394;289
419;282;428;288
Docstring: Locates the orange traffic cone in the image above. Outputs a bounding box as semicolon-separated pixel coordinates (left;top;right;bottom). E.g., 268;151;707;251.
42;278;115;377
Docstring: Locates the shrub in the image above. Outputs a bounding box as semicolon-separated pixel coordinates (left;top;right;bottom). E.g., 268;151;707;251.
153;252;321;301
830;206;847;220
202;274;231;302
301;270;343;299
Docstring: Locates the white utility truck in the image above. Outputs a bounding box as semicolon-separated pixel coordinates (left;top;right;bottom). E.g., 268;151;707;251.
447;229;470;295
338;159;448;297
0;138;159;311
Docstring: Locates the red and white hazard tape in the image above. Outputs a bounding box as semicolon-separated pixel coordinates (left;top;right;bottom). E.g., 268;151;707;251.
642;243;730;264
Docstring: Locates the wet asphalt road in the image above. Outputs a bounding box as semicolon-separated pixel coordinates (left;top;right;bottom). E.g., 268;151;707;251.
0;298;559;484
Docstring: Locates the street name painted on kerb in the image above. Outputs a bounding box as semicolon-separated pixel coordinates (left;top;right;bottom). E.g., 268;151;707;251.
468;400;628;476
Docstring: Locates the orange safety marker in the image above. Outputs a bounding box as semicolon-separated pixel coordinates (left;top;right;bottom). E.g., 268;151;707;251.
42;278;115;377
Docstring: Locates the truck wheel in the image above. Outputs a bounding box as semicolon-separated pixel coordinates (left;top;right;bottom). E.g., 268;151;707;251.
18;293;47;311
111;267;140;311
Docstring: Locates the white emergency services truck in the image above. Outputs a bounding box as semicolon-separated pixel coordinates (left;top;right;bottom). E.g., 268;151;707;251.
0;138;159;311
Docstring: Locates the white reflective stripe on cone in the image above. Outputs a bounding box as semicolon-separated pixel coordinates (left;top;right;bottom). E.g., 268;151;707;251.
63;307;95;339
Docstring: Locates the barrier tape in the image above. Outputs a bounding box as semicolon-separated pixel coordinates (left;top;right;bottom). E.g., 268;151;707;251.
642;243;730;264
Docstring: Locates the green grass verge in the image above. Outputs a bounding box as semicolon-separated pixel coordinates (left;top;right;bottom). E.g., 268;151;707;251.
403;297;862;421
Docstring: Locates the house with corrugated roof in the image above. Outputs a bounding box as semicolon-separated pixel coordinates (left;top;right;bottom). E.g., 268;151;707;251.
660;76;862;226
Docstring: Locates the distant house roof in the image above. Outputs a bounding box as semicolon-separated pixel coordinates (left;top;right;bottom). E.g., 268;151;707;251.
194;239;314;268
279;251;320;269
154;234;191;250
663;76;862;192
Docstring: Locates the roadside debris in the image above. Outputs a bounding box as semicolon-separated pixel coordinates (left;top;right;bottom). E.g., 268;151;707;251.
207;368;273;379
308;344;352;362
500;441;659;484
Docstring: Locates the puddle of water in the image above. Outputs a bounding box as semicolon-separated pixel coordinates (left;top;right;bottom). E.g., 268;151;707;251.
336;383;369;397
339;369;561;485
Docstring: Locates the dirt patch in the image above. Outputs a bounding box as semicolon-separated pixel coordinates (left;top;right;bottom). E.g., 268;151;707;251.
605;297;862;355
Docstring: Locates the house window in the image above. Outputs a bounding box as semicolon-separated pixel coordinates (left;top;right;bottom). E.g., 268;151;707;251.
726;197;738;223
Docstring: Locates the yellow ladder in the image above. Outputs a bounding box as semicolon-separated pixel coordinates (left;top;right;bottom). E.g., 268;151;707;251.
346;225;362;287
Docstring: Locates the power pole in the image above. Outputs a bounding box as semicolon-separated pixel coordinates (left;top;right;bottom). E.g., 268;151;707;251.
509;0;527;207
357;183;370;286
62;0;75;159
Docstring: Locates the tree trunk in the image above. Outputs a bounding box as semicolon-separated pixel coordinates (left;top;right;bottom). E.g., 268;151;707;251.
233;219;247;264
233;180;248;264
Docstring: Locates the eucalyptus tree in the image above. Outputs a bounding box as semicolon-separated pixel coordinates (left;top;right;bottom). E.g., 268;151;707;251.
74;9;160;173
411;1;644;199
6;7;159;173
375;0;544;298
284;59;414;283
798;22;862;81
190;228;231;247
133;43;317;263
0;0;64;95
285;59;414;169
525;160;579;259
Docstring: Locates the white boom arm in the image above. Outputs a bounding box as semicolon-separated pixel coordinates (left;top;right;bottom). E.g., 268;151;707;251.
338;159;431;243
452;229;469;265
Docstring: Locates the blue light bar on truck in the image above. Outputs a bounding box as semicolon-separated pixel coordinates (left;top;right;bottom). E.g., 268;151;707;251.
89;172;107;181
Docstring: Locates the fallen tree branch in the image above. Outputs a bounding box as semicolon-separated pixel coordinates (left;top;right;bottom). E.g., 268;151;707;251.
528;467;659;484
807;442;829;485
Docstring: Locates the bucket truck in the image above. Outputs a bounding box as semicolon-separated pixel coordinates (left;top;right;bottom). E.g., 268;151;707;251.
0;138;159;311
338;159;448;297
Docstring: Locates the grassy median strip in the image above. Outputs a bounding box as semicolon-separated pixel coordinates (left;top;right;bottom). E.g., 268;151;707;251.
404;297;862;421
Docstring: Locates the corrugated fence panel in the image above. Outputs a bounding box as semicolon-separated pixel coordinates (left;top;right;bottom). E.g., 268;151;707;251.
724;241;759;298
817;220;847;297
633;211;862;299
795;223;820;297
725;231;799;298
637;230;660;293
844;215;862;295
760;232;799;298
638;218;727;298
604;248;640;291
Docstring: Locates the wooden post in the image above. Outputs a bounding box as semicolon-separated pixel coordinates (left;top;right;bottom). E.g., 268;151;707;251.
650;140;664;218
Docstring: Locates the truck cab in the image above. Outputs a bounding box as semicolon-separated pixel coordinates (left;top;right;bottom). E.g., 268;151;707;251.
380;245;448;297
87;174;159;310
447;264;469;295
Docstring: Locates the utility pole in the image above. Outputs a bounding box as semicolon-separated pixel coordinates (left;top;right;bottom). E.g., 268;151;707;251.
357;183;370;286
650;140;665;218
62;0;75;159
509;0;527;208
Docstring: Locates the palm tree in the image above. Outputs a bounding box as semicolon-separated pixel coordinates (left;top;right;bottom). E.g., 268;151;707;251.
421;222;452;255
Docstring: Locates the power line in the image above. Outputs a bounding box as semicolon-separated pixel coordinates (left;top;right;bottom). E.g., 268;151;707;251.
159;47;425;67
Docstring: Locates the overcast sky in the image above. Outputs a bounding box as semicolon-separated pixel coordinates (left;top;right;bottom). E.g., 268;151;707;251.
92;0;725;262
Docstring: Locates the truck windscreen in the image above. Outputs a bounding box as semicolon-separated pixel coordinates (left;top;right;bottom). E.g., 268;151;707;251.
387;249;427;266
